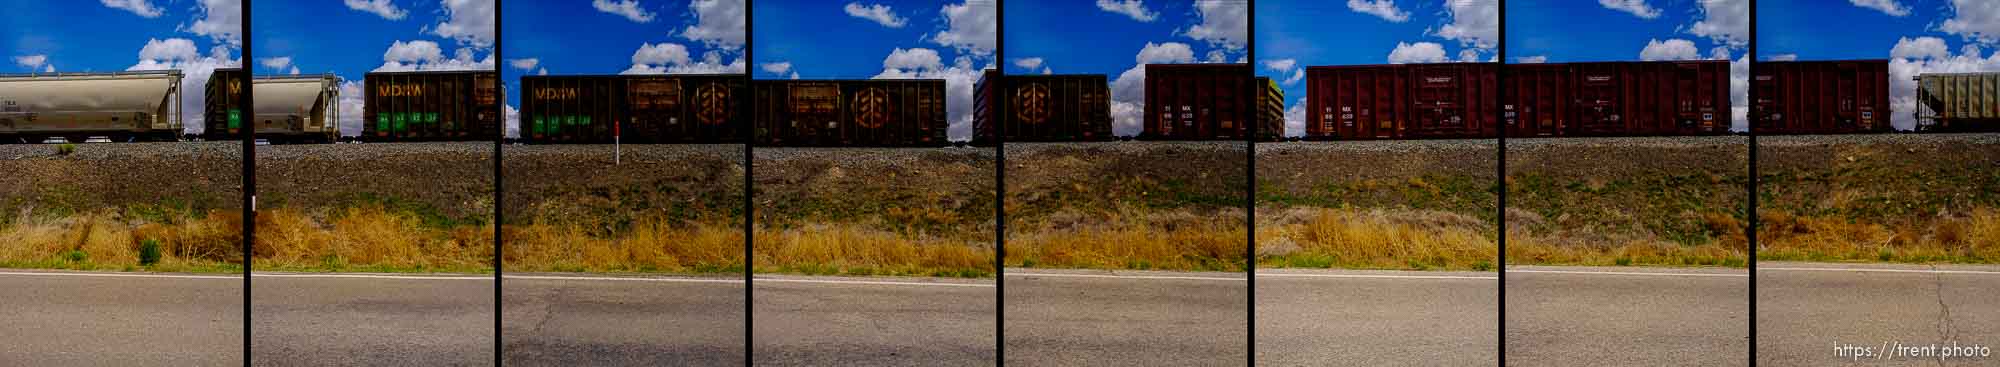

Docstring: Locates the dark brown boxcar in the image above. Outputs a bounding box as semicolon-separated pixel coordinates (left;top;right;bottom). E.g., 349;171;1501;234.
972;69;1112;143
1408;63;1499;138
1306;64;1405;140
752;79;947;147
519;74;744;144
1753;60;1891;134
1256;76;1284;141
363;70;499;141
1144;63;1253;140
1569;61;1729;136
1503;63;1572;137
204;68;245;141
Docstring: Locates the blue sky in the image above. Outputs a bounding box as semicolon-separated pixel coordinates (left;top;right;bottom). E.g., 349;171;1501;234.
3;0;242;134
1256;0;1494;137
253;0;493;137
753;0;993;141
1508;0;1747;131
1762;0;2000;131
1007;0;1247;136
503;0;744;138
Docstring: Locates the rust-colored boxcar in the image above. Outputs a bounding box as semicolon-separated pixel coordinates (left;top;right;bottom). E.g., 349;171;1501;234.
519;74;745;144
1753;60;1891;134
972;69;1112;143
752;79;947;147
1569;61;1730;136
1256;76;1285;141
1304;63;1497;140
1502;63;1572;138
204;68;340;143
362;71;500;141
1143;63;1254;140
1917;72;2000;132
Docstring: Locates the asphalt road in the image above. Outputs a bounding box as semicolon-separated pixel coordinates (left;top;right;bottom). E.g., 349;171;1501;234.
1757;262;2000;367
251;274;495;366
503;275;744;366
0;271;241;366
752;276;996;366
1004;269;1248;366
1257;269;1499;366
1506;266;1750;367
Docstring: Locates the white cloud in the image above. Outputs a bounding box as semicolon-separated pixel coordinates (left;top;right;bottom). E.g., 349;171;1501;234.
1041;67;1052;75
593;0;656;23
344;0;408;20
1260;58;1296;72
1729;53;1747;132
101;0;164;18
1942;0;2000;44
509;58;539;71
430;0;495;49
1183;0;1248;50
844;2;907;28
504;104;519;139
1765;54;1798;61
621;43;744;75
337;81;365;136
537;67;548;75
682;0;745;50
1891;36;1950;59
1688;0;1747;48
1850;0;1910;17
760;61;792;76
44;64;54;73
1436;0;1497;50
258;56;292;71
1387;42;1448;64
185;0;242;47
1457;48;1483;62
289;66;299;75
1012;57;1044;70
1516;55;1548;63
374;40;494;72
1639;38;1701;61
14;54;48;69
1284;97;1306;137
1886;36;2000;130
932;1;996;56
1347;0;1409;22
1096;0;1158;22
871;48;993;142
1599;0;1662;19
1108;42;1197;136
127;38;241;135
1283;69;1304;86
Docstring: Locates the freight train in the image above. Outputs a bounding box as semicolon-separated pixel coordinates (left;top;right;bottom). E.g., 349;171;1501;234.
751;79;948;147
1308;62;1502;140
1143;63;1261;140
362;70;501;142
518;74;746;144
1306;61;1730;140
203;68;340;143
1752;60;1892;134
972;70;1112;144
0;70;184;143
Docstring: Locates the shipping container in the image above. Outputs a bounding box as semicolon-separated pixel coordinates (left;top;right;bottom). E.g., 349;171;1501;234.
1752;60;1890;134
752;79;948;147
203;68;340;143
1144;63;1254;140
1915;72;2000;132
519;74;745;144
1256;76;1285;141
1303;63;1497;140
362;70;500;141
0;70;183;143
1568;61;1731;136
1502;63;1571;137
972;69;1112;143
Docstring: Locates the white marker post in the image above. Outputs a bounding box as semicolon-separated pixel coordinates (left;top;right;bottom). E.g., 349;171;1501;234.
615;119;622;165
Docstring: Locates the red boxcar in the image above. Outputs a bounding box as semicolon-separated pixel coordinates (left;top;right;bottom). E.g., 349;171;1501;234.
1752;60;1891;134
1502;63;1572;137
1568;61;1730;136
1143;63;1254;140
1304;63;1497;140
750;79;947;147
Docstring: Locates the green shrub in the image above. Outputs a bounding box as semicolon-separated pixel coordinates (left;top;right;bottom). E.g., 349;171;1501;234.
62;250;88;263
139;239;163;266
55;143;75;155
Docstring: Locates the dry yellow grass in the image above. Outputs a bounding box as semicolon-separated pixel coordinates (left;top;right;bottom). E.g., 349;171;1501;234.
0;209;240;272
756;224;992;277
504;219;744;273
253;206;491;272
1007;210;1247;271
1257;208;1496;270
1759;209;2000;263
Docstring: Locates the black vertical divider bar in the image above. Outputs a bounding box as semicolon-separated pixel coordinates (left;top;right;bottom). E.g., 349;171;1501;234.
1746;1;1758;364
743;1;756;365
993;0;1007;365
1244;1;1257;365
492;0;505;364
1495;1;1508;366
239;1;254;366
